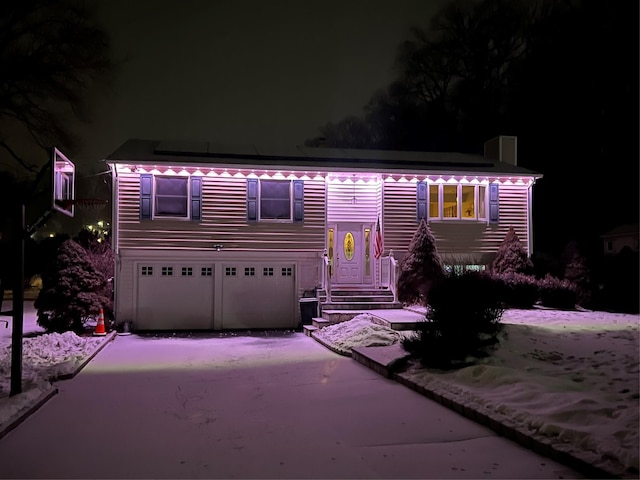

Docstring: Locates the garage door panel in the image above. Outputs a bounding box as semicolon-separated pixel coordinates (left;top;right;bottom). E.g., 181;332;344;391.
222;264;295;329
136;263;214;330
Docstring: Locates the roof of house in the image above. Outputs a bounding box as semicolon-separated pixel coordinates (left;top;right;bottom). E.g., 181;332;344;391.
601;224;639;238
104;138;542;177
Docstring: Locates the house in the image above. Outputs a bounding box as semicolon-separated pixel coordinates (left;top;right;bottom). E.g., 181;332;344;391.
104;135;542;331
601;224;639;256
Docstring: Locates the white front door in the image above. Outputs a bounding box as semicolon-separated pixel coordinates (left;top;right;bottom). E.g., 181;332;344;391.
335;223;364;284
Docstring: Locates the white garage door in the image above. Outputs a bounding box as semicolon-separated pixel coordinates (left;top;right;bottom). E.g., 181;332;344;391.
136;263;214;330
221;263;296;329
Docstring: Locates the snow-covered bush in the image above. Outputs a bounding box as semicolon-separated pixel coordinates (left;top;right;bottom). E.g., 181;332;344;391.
397;219;446;306
493;272;539;308
537;274;577;310
35;239;111;333
491;226;533;276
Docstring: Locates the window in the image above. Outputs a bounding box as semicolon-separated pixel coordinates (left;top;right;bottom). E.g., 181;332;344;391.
141;266;153;276
161;267;173;276
201;267;212;276
244;267;255;276
140;174;202;221
247;179;304;222
263;267;274;276
225;267;236;276
181;267;193;276
155;177;188;217
281;267;292;276
419;182;497;223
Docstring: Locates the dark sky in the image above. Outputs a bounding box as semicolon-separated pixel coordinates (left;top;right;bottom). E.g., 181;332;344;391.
73;0;448;168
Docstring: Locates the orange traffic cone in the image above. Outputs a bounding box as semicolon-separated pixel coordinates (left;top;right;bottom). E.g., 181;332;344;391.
93;308;107;336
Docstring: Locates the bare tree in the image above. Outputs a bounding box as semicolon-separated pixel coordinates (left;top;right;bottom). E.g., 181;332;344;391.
0;0;114;173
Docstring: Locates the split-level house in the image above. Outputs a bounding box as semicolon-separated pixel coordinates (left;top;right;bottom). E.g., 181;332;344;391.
105;135;542;331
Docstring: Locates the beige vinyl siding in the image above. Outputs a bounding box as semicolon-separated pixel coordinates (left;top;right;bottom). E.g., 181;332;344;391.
383;180;532;261
382;180;420;253
327;176;379;223
116;173;325;252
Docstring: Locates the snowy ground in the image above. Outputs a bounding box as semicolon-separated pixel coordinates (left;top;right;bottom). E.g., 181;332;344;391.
1;305;638;477
313;308;640;477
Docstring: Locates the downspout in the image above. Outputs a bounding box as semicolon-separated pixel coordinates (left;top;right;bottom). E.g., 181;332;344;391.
109;163;120;326
528;177;540;257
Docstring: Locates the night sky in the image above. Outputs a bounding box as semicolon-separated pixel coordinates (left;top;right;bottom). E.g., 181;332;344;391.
74;0;448;167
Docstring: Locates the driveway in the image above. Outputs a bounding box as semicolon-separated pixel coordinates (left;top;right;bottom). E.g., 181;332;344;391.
0;330;582;479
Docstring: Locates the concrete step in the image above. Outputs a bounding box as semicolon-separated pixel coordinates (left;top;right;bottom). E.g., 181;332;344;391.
320;295;394;303
302;324;318;337
321;302;403;311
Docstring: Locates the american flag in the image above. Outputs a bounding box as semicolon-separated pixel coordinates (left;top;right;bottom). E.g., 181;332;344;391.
374;216;383;259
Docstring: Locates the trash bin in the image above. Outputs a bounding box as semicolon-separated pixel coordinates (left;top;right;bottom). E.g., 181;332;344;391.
299;297;318;326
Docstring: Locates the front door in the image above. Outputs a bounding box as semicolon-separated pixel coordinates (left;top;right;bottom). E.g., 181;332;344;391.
335;223;364;284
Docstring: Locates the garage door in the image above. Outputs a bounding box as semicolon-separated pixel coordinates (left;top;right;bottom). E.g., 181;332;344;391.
221;263;295;329
136;263;214;330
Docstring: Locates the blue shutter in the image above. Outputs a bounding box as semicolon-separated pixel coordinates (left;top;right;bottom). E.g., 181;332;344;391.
140;174;153;220
293;180;304;223
489;183;499;224
417;181;427;222
247;178;258;222
190;177;202;221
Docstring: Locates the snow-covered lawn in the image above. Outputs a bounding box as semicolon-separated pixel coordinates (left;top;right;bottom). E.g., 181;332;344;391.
313;308;640;476
0;329;109;435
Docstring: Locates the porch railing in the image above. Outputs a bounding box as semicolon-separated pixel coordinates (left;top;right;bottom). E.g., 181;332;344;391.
320;250;331;303
379;249;399;303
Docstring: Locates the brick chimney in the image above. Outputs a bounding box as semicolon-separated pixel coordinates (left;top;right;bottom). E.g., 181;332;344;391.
484;136;517;166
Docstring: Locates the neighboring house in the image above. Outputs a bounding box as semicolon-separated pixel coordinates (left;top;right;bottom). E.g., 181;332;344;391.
601;224;639;256
105;135;542;331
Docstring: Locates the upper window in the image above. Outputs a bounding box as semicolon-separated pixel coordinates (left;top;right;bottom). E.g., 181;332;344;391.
260;180;291;220
140;174;202;221
418;181;497;223
155;177;188;217
247;179;304;223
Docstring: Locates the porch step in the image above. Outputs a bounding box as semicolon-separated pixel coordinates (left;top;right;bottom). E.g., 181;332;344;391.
317;287;400;314
321;302;403;310
302;324;318;337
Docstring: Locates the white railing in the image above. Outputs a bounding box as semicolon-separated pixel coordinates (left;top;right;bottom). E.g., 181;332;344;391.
388;250;399;303
321;249;331;303
379;249;399;303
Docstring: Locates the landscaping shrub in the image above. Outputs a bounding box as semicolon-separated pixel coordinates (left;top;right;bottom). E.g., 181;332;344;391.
561;240;592;308
537;274;577;310
494;272;539;308
402;271;505;369
35;239;111;333
491;226;534;276
75;228;115;321
397;218;446;306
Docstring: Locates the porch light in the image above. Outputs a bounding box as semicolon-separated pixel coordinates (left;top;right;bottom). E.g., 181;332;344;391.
213;243;223;251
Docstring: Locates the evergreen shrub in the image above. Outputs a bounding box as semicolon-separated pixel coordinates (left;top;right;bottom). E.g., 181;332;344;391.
494;272;539;308
491;226;533;276
397;219;446;306
537;274;577;310
35;239;111;333
402;271;505;369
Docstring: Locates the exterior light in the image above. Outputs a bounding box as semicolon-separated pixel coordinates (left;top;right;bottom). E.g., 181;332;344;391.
213;244;223;251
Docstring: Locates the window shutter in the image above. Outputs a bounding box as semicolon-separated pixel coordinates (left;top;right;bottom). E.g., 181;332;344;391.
140;174;153;220
293;180;304;223
489;183;499;224
416;181;427;221
247;178;258;222
190;177;202;221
